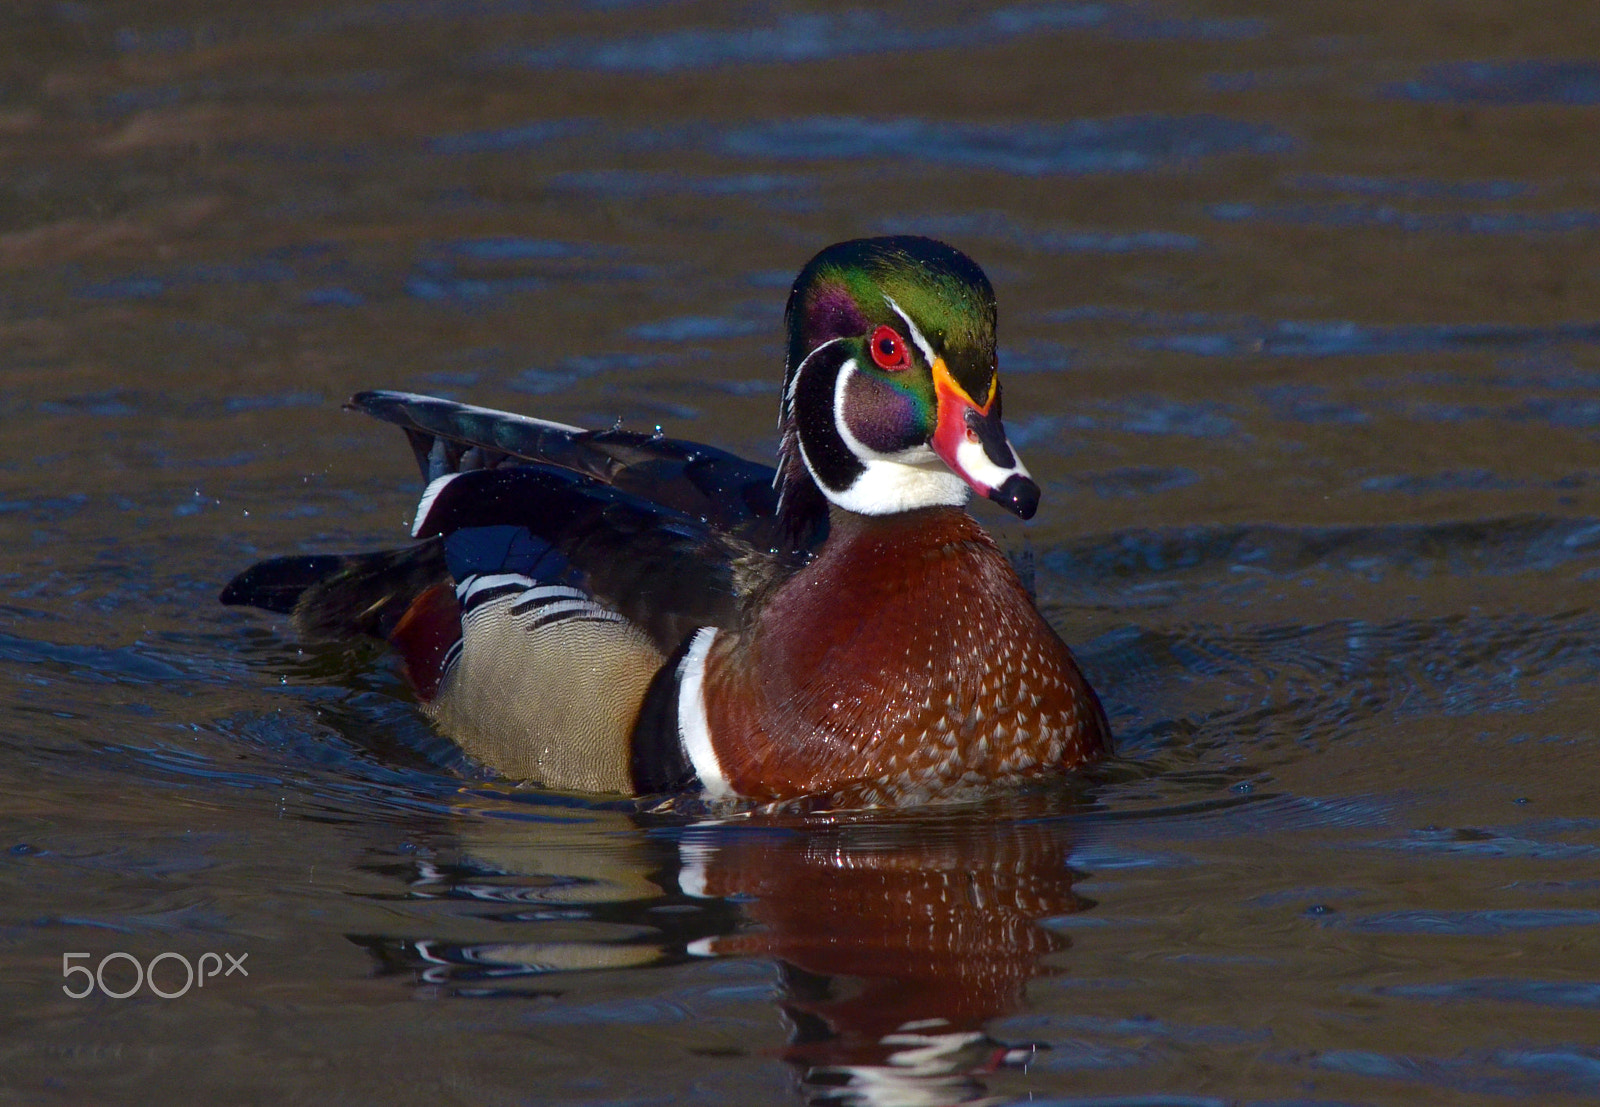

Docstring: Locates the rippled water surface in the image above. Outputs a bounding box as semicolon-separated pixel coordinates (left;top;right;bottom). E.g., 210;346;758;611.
4;2;1599;1103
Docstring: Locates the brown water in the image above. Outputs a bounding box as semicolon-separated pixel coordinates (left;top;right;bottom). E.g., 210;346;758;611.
4;2;1600;1104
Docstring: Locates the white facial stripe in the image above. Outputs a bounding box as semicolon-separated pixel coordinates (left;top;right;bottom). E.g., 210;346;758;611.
952;433;1031;494
784;335;849;419
882;294;938;369
676;627;731;798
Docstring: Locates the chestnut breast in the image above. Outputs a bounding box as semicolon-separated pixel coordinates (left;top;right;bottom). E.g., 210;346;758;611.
703;506;1107;802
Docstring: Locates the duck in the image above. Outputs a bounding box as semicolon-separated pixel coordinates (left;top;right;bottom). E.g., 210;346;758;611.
222;236;1110;806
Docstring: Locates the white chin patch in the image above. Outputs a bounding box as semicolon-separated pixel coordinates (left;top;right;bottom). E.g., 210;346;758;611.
827;456;971;515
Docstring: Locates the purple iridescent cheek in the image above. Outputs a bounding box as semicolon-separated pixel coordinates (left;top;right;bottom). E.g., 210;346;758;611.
842;370;931;454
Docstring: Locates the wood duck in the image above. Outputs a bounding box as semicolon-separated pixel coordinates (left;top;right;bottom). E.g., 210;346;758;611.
223;236;1110;805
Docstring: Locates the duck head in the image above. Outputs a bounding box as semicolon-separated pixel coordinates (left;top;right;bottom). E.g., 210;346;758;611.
776;237;1038;544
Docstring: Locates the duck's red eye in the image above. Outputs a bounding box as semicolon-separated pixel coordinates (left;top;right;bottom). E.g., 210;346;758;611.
869;325;909;371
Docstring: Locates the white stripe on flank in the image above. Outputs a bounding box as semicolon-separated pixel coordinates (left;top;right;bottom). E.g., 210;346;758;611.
675;627;730;798
411;472;460;537
504;582;589;605
504;598;594;624
456;573;538;603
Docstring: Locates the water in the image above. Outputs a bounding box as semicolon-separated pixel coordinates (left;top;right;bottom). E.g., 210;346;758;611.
3;1;1599;1103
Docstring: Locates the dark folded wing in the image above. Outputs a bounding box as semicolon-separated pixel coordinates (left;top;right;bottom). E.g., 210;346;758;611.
349;389;815;552
412;465;786;653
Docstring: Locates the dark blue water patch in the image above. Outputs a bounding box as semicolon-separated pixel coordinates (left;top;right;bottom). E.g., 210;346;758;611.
1080;793;1404;839
1359;470;1519;494
428;118;595;155
628;314;766;343
1508;816;1600;835
74;259;298;301
404;239;648;304
108;0;661;54
1284;172;1535;201
0;631;186;684
720;116;1294;176
877;210;1201;253
1311;1045;1600;1098
36;391;139;417
489;5;1111;72
1486;359;1600;391
1017;1039;1151;1072
999;339;1077;372
98;70;395;117
1018;1096;1232;1107
1105;13;1264;41
1048;304;1252;330
699;378;782;397
1250;886;1368;908
507;352;675;396
548;169;810;197
1035;1012;1271;1048
1385;59;1600;105
99;79;221;114
406;273;542;301
1344;909;1600;935
0;494;89;521
1209;200;1600;235
1377;978;1600;1009
303;286;365;307
74;277;167;301
1008;400;1233;443
506;368;581;396
1079;606;1600;755
1064;843;1191;870
1056;515;1600;588
1140;316;1600;358
1065;466;1202;499
1360;825;1600;861
1098;396;1237;437
1003;413;1098;451
487;3;1262;73
1255;384;1371;425
1509;395;1600;430
222;392;325;413
292;0;664;37
447;237;586;262
1242;1101;1374;1107
1508;878;1600;894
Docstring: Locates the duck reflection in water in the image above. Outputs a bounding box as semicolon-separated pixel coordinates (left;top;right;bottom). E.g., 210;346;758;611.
354;793;1091;1106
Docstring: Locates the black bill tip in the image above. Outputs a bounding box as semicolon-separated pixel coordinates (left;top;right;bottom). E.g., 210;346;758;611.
991;474;1040;520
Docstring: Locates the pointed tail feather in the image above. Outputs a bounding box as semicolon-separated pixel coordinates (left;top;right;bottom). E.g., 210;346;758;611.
222;541;450;641
220;555;348;614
